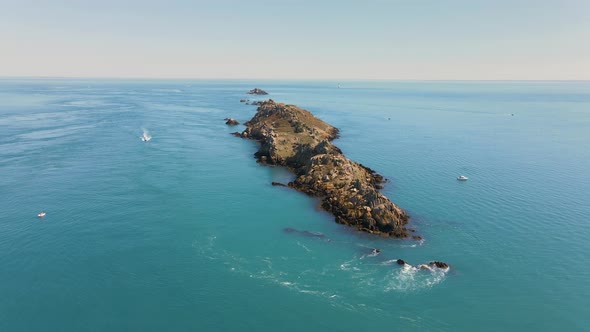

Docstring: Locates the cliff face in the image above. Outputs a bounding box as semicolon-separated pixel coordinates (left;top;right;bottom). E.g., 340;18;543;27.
238;100;412;238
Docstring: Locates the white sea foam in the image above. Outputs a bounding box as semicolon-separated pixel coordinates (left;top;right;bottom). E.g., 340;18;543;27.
399;316;417;322
297;241;311;252
193;233;449;314
383;263;448;292
381;259;398;265
362;251;380;258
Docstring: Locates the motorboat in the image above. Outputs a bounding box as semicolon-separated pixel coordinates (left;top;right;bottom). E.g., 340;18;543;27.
37;212;46;217
141;133;152;142
457;175;468;181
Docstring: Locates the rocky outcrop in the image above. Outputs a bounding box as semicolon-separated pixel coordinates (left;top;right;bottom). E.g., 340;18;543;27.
243;100;264;106
237;99;412;238
398;259;450;270
225;118;239;126
247;88;268;95
429;261;449;269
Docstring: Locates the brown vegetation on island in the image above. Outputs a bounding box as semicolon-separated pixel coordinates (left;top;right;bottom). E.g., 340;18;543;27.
236;99;415;238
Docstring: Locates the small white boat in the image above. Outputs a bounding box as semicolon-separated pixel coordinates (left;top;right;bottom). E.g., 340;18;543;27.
457;175;468;181
37;212;46;217
140;133;152;142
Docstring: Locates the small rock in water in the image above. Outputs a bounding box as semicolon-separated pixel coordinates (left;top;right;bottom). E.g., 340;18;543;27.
225;118;239;126
428;261;449;269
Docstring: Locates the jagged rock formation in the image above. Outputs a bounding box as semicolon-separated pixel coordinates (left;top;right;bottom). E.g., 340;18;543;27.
429;261;449;269
237;99;412;238
224;118;239;126
397;259;450;270
247;88;268;95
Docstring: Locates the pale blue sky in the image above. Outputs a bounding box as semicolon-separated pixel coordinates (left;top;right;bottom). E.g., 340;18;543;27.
1;0;589;79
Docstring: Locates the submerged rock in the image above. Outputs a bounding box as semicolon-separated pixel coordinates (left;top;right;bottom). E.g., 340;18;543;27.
283;227;330;241
245;100;264;106
237;99;412;238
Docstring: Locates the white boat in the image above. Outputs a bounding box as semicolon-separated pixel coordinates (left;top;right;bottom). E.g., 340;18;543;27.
457;175;468;181
37;212;46;217
141;133;152;142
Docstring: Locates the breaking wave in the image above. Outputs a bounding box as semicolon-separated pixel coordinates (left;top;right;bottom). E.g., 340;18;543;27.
192;234;450;312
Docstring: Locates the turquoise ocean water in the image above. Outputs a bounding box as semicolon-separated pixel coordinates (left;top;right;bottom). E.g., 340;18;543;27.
0;79;589;331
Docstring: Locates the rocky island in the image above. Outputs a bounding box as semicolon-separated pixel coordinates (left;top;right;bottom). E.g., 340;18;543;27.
236;99;415;239
247;88;268;95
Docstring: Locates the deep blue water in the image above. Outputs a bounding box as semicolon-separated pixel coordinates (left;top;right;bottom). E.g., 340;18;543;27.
0;79;589;331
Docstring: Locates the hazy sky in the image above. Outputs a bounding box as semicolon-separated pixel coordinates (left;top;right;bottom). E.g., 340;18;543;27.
1;0;589;79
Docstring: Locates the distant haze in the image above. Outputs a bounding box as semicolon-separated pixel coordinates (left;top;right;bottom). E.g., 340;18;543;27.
1;0;589;80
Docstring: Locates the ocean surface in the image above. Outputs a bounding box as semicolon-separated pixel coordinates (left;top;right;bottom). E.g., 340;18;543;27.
0;79;589;331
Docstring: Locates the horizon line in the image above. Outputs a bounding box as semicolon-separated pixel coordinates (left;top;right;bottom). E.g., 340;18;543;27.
0;76;589;82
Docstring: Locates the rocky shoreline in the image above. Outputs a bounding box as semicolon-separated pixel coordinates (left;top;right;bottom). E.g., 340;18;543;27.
235;98;417;239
